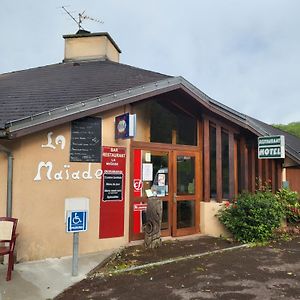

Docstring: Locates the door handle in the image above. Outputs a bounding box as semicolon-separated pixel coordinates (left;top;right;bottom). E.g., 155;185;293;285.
173;193;177;204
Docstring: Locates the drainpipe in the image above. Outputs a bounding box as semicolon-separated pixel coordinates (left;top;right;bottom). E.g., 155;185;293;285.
6;152;13;217
0;145;13;217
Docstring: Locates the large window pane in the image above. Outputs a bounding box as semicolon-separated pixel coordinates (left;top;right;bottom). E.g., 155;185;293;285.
148;101;197;145
150;102;174;144
161;201;169;230
177;200;195;229
177;156;195;195
176;112;197;145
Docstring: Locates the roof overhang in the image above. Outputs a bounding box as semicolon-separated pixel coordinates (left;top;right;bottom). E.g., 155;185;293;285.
0;77;250;138
1;76;299;165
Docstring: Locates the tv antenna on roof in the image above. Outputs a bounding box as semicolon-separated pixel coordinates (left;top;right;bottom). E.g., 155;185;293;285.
62;6;104;31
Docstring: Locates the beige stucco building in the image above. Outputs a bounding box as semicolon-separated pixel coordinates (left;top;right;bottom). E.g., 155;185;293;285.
1;30;300;262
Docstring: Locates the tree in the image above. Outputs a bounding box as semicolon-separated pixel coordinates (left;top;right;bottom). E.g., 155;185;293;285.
273;122;300;138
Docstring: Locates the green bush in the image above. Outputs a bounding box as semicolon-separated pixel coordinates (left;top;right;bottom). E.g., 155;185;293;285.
276;188;300;224
218;191;284;243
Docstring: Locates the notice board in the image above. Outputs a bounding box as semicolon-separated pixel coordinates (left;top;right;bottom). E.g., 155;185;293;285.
99;146;126;239
70;117;102;162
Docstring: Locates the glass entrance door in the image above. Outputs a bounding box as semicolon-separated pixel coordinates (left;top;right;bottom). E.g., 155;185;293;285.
130;147;200;241
172;151;200;236
131;148;171;240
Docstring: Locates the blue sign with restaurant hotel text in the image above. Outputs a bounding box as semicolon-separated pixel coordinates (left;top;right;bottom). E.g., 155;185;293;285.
67;211;87;233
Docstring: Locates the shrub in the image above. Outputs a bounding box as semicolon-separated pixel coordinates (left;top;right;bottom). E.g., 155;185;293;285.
276;188;300;224
218;191;284;243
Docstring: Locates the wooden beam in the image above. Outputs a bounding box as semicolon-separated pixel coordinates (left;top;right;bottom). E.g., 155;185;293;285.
239;138;245;191
216;125;222;202
234;138;238;197
265;159;269;185
271;160;276;193
250;145;256;192
244;143;249;191
203;119;210;202
258;158;263;190
239;137;248;191
198;120;204;201
277;160;283;190
229;132;235;199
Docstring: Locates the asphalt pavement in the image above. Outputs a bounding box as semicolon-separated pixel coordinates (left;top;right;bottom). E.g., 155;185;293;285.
55;236;300;300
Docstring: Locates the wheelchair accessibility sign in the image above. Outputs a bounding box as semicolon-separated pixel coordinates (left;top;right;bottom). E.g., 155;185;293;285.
67;211;88;233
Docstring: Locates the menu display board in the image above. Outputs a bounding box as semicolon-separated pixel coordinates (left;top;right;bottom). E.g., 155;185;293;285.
102;173;123;201
70;117;101;162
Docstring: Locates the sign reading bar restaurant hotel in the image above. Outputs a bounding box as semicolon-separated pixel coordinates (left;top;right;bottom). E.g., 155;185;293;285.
100;146;126;239
258;135;285;159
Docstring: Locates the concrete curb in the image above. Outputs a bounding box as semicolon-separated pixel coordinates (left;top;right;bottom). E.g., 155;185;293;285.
93;243;249;278
86;248;123;277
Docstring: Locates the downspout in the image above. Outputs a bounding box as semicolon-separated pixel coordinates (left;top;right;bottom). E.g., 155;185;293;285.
7;152;13;217
0;144;13;217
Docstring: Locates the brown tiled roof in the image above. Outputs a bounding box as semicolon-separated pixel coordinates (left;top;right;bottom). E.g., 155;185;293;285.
0;60;171;127
1;60;299;164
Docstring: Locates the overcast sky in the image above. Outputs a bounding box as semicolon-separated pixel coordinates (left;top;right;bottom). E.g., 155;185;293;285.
1;0;299;124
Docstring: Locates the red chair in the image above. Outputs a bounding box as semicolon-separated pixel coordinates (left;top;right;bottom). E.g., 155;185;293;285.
0;217;18;281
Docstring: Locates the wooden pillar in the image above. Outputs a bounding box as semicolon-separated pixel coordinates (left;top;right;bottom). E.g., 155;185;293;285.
250;145;256;192
216;125;222;202
240;137;248;191
258;158;263;189
244;143;249;191
277;160;283;189
198;120;204;201
271;160;276;192
203;119;210;202
265;159;269;184
229;133;235;199
239;138;245;191
234;139;238;197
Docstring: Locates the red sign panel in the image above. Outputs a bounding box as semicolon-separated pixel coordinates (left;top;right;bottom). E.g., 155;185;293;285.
99;146;126;239
133;203;148;212
133;149;142;197
133;149;144;234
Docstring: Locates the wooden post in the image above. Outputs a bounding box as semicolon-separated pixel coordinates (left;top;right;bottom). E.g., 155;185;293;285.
271;160;276;192
198;120;204;201
229;132;235;199
234;139;238;196
203;119;210;202
277;160;283;190
216;125;222;202
239;137;248;191
250;145;256;192
244;143;249;191
258;158;263;190
144;197;162;249
265;160;269;185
